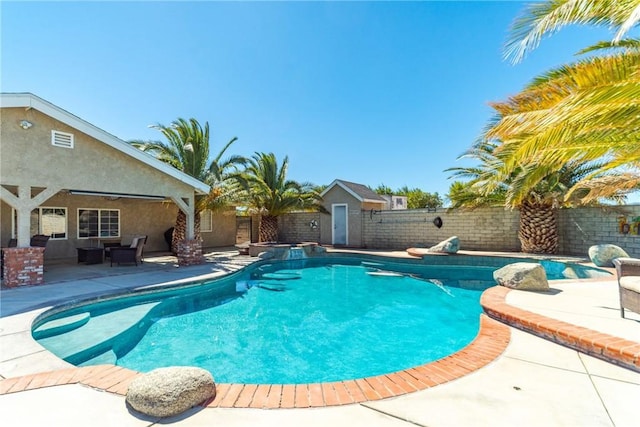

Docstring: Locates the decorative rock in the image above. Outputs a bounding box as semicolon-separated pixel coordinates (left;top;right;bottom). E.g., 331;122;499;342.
126;367;215;418
427;236;459;254
588;244;629;267
493;262;549;291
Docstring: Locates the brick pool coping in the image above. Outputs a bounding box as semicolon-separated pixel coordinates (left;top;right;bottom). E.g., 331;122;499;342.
1;284;638;408
481;286;640;373
0;314;510;408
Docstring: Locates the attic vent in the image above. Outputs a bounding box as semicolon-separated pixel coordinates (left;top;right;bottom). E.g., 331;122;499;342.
51;130;74;148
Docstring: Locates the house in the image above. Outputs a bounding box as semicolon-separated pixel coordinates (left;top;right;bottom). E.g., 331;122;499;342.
319;179;387;247
380;194;408;210
0;93;236;286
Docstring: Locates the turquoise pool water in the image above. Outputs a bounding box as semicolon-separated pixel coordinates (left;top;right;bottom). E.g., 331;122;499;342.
32;255;609;384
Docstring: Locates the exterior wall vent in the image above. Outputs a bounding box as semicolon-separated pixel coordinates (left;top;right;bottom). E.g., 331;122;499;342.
51;130;74;148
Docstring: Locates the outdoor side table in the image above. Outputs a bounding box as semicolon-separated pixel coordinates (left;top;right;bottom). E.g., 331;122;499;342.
77;247;103;264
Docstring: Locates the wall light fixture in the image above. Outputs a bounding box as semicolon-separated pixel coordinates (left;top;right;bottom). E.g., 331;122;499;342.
19;120;33;130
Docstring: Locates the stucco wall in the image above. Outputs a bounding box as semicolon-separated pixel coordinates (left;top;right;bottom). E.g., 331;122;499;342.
279;205;640;258
0;194;175;258
1;106;236;257
0;195;237;259
0;201;12;247
202;209;237;249
0;108;195;198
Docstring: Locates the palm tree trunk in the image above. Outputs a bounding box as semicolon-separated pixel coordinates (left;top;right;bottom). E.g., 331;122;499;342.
259;215;279;242
518;200;559;254
171;210;202;254
172;210;187;254
194;211;201;242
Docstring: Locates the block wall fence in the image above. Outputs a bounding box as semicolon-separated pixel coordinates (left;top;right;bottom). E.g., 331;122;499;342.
279;205;640;258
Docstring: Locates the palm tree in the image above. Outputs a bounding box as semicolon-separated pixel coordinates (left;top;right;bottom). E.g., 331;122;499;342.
447;0;640;253
239;152;321;242
130;118;244;252
495;0;640;198
447;141;620;253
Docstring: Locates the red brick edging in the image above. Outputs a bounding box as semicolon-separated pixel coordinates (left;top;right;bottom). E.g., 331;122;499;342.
481;285;640;373
0;315;510;408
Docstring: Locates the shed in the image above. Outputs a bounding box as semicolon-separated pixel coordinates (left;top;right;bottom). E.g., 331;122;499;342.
319;179;387;246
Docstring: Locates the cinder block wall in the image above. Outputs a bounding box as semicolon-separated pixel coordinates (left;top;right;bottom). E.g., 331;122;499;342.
360;207;521;251
279;205;640;258
278;212;323;243
557;205;640;257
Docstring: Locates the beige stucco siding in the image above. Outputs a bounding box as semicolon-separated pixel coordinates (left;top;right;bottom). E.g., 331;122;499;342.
0;199;12;246
1;108;193;198
320;186;363;247
202;209;237;249
1;195;237;259
1;106;236;258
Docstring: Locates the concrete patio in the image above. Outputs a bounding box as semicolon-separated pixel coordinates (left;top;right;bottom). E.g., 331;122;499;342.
0;248;639;426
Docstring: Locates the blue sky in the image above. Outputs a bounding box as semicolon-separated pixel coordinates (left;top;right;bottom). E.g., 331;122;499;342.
1;1;626;203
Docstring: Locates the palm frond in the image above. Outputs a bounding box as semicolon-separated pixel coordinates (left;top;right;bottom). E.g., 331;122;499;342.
504;0;639;63
577;37;640;55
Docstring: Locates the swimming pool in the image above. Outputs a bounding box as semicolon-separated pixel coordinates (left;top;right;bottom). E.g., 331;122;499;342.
32;254;610;384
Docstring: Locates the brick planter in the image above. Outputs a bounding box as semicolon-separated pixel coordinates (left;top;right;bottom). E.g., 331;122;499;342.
2;247;45;288
176;239;204;266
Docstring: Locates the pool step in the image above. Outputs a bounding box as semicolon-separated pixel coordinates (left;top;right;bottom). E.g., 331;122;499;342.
32;313;91;339
36;302;160;364
361;261;384;268
255;281;289;292
261;272;301;280
366;270;405;277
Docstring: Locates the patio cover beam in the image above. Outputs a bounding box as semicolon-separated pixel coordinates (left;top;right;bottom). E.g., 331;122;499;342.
0;185;62;247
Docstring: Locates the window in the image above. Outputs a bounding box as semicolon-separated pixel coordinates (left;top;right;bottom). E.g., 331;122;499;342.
51;130;74;148
29;207;67;239
200;209;213;232
78;209;120;239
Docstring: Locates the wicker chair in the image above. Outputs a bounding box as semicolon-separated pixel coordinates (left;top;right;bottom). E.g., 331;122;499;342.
103;241;122;259
612;257;640;318
110;235;147;267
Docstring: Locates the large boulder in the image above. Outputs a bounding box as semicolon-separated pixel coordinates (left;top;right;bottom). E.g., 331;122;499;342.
126;367;215;418
427;236;459;254
588;244;629;267
493;262;549;291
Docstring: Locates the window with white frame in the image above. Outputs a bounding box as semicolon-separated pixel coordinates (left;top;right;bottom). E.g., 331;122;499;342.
200;209;213;232
78;209;120;239
28;207;67;239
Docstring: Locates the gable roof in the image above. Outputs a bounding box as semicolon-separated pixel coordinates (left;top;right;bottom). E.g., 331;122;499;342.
1;92;210;195
320;179;387;204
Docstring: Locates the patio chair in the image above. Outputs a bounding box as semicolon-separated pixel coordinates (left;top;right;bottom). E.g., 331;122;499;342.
103;241;123;259
110;235;147;266
30;234;50;249
612;257;640;318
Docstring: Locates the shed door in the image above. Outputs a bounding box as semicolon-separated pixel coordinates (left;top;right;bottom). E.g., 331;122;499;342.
332;204;348;245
